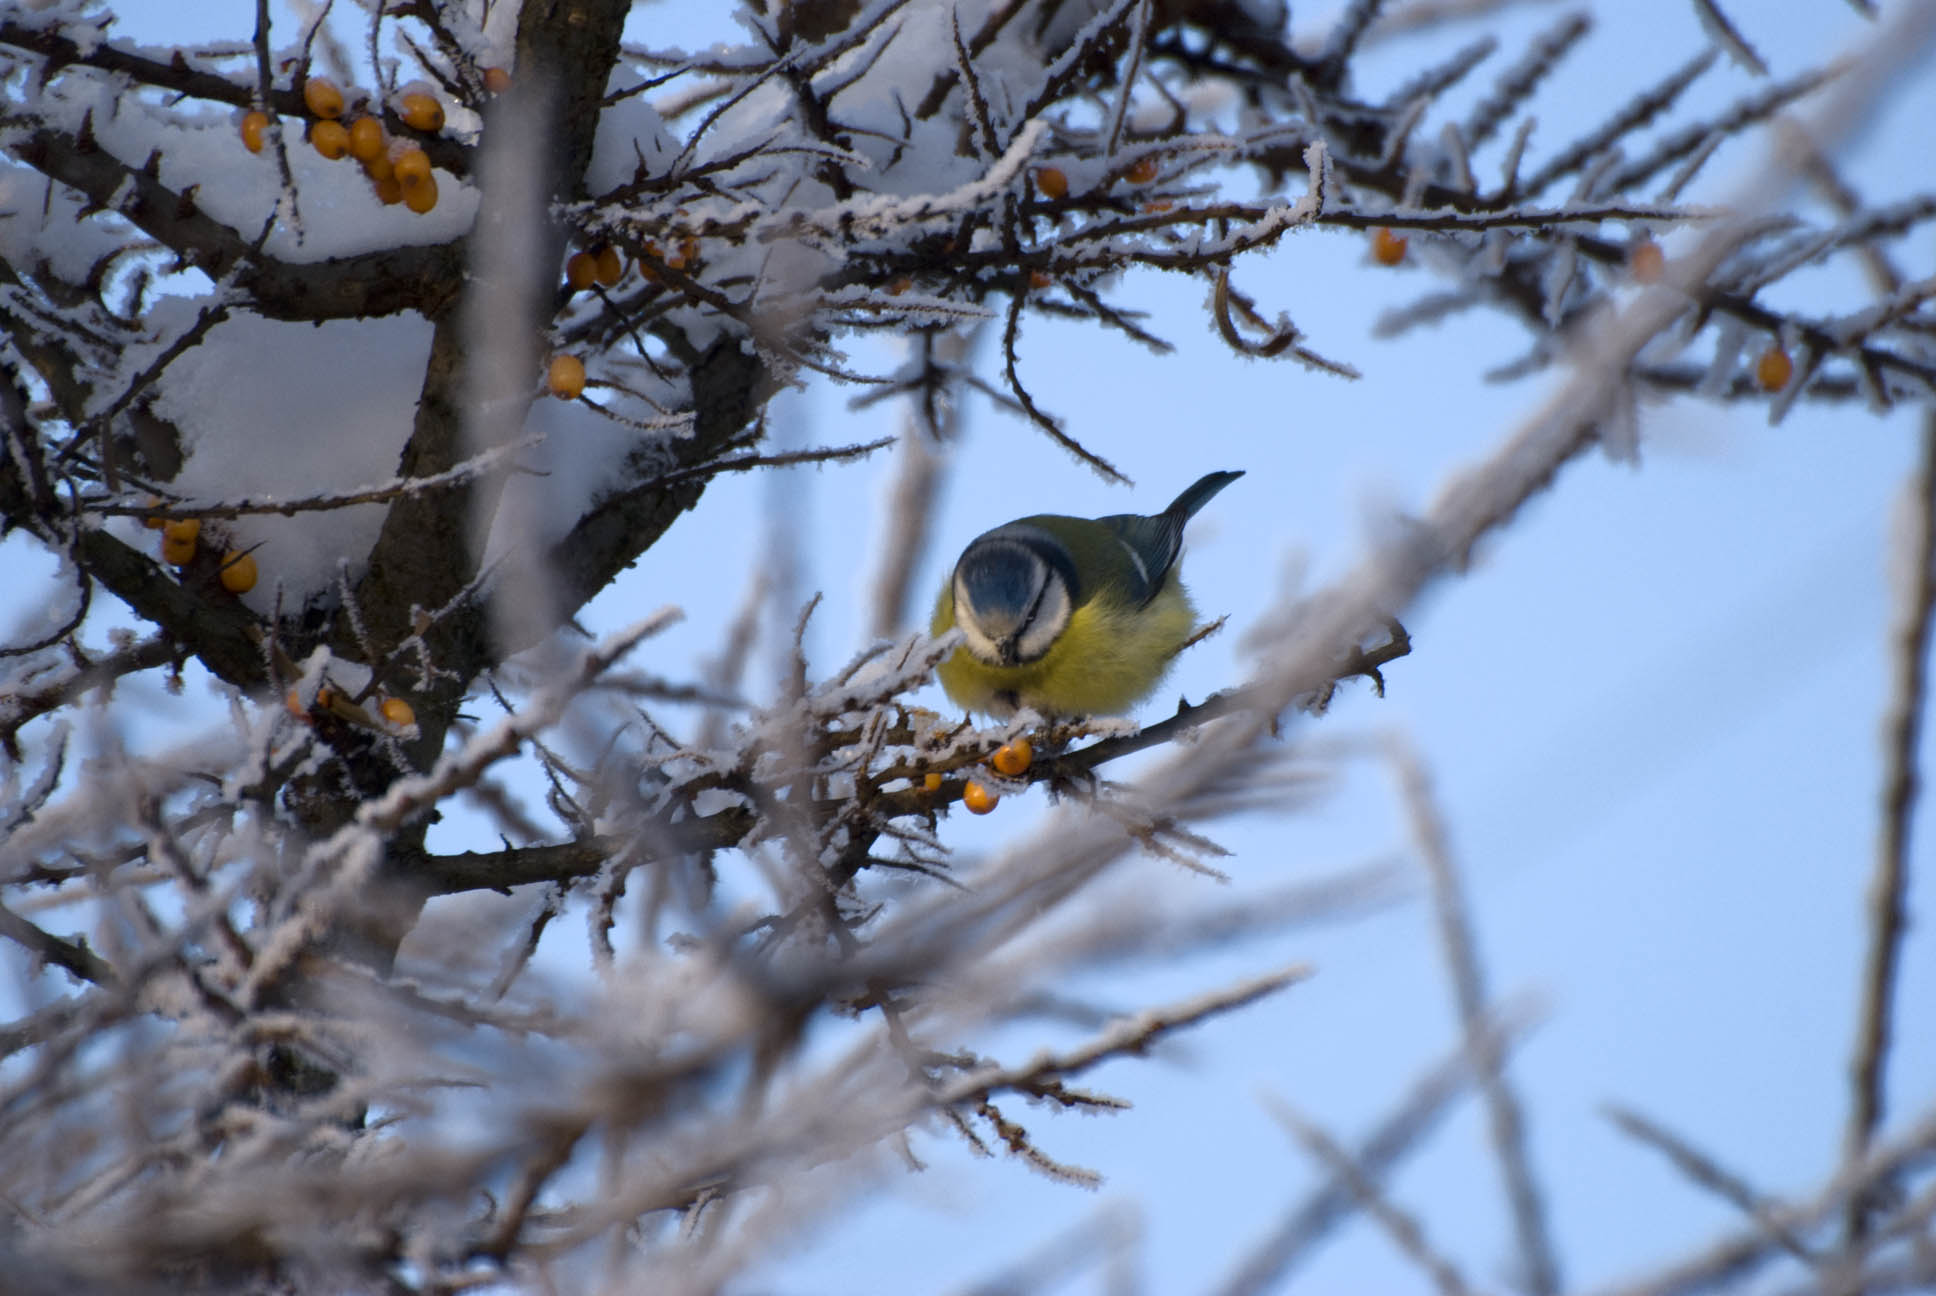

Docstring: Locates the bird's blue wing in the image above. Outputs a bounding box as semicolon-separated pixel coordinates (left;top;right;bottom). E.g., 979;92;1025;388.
1095;471;1242;606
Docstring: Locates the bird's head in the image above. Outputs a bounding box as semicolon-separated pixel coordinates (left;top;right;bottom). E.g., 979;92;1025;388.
950;527;1075;667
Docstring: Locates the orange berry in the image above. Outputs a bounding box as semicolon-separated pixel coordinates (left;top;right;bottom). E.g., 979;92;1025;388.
402;173;439;214
372;174;403;205
594;244;624;286
565;251;599;291
680;235;701;265
1125;155;1159;184
1028;269;1052;289
347;115;385;163
302;76;344;120
963;779;999;815
285;688;308;721
161;518;199;565
398;90;445;133
1629;239;1665;284
1034;166;1068;200
547;353;586;400
310;119;350;160
990;738;1033;778
218;551;258;594
391;144;432;190
1140;198;1173;214
1755;345;1793;392
887;276;913;296
380;697;416;728
1372;226;1407;266
482;66;512;95
240;110;270;154
362;148;394;183
142;498;168;530
923;772;944;792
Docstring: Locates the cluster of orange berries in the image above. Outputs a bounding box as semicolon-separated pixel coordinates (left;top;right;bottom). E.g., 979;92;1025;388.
562;235;702;294
238;69;505;214
564;245;625;292
1006;158;1163;293
284;685;417;731
142;512;258;594
1032;155;1166;216
543;234;703;399
1031;154;1159;203
137;505;427;733
137;509;420;730
923;737;1033;815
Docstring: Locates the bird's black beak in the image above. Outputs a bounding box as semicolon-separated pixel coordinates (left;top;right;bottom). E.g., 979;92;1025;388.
997;635;1020;666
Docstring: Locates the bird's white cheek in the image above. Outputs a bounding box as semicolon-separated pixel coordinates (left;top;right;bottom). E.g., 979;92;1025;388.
1014;620;1059;663
957;614;1007;665
1013;582;1071;662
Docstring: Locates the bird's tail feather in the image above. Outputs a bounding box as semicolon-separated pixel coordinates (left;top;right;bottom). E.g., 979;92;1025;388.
1164;470;1244;523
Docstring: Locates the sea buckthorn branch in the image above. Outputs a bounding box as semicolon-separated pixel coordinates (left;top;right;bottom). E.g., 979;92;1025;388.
0;125;467;324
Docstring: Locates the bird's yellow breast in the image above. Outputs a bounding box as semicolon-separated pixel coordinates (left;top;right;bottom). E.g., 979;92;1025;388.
932;576;1198;717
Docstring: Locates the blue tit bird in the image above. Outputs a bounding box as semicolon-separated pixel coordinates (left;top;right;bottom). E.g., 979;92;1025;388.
931;470;1242;718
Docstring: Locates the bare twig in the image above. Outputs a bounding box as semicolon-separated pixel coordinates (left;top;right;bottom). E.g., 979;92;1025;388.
1393;737;1560;1296
938;963;1314;1108
1842;409;1936;1241
1214;1004;1540;1296
1265;1095;1481;1296
1587;1098;1936;1296
0;899;117;988
1603;1103;1818;1264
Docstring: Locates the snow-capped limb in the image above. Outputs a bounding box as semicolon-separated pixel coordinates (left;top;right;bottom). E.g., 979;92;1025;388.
81;434;553;522
803;631;959;722
1;115;469;317
0;16;293;118
816;284;999;328
763;117;1053;245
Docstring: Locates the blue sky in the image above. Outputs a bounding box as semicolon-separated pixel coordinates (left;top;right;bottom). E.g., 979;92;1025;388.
33;1;1936;1291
